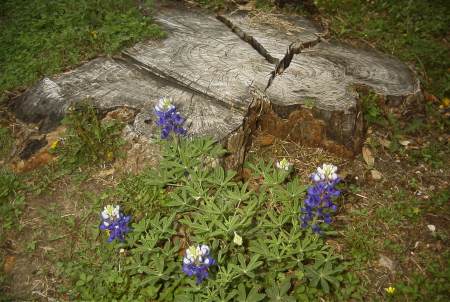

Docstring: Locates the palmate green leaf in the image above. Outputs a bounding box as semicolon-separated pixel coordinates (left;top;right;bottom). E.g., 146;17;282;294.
237;284;265;302
261;210;291;230
180;216;212;235
215;263;240;287
266;279;296;302
305;260;343;293
207;167;237;188
230;254;263;278
225;182;251;203
206;288;237;302
162;190;191;209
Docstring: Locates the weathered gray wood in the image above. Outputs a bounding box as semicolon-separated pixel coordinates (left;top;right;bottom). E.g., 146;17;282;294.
11;57;244;140
218;11;420;152
11;4;421;165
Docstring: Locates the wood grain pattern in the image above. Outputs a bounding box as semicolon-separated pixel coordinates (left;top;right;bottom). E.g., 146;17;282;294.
11;4;421;166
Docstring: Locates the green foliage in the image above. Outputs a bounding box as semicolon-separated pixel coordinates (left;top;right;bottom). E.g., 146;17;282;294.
315;0;450;97
0;0;165;99
56;100;125;167
395;251;450;301
59;137;357;301
0;169;25;234
0;127;13;160
361;92;385;126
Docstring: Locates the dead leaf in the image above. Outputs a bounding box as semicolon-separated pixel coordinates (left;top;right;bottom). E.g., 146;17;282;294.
362;146;374;167
371;169;382;180
256;133;275;146
399;140;411;146
94;168;115;178
3;255;16;273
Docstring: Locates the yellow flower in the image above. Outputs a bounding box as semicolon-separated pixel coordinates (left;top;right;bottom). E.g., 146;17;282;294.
385;286;396;294
91;31;97;38
442;97;450;108
50;140;59;150
106;151;114;161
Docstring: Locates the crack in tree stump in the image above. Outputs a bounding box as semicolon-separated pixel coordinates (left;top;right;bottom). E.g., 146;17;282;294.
10;4;421;169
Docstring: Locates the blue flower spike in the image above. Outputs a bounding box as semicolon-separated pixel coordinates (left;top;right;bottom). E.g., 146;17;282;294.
182;244;216;284
154;97;186;139
99;205;131;242
300;164;341;234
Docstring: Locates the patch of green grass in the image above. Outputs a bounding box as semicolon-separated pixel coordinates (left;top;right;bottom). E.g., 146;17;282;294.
315;0;450;98
0;0;165;99
0;168;25;234
408;141;448;168
395;251;450;301
55;100;125;167
0;127;13;160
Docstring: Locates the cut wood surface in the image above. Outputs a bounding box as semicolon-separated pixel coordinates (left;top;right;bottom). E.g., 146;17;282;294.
10;3;421;166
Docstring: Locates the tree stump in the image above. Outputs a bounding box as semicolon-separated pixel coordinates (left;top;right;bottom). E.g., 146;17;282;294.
10;3;421;169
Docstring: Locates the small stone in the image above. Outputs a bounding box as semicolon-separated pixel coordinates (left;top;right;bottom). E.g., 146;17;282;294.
427;225;436;233
371;169;382;180
378;254;395;272
362;146;375;167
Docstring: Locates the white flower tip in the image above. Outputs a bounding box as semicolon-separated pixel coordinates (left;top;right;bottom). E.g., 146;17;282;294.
427;224;436;232
200;244;210;256
276;158;291;171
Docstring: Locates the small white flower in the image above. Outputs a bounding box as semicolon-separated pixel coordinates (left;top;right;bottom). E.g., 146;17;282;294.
119;248;125;254
427;224;436;232
315;164;338;181
204;258;210;265
233;232;243;246
183;257;192;265
276;158;292;171
155;97;175;112
102;204;120;221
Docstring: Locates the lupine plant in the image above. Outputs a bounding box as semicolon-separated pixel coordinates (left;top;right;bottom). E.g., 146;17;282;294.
154;97;186;139
61;137;362;301
300;164;341;234
99;204;131;242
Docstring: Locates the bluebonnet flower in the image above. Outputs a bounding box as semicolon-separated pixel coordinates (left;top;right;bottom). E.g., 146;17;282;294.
154;97;186;139
300;164;341;234
182;244;216;284
99;205;131;242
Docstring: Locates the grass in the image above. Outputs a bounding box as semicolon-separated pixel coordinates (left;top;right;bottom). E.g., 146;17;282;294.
0;0;165;101
0;127;13;160
55;100;125;168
